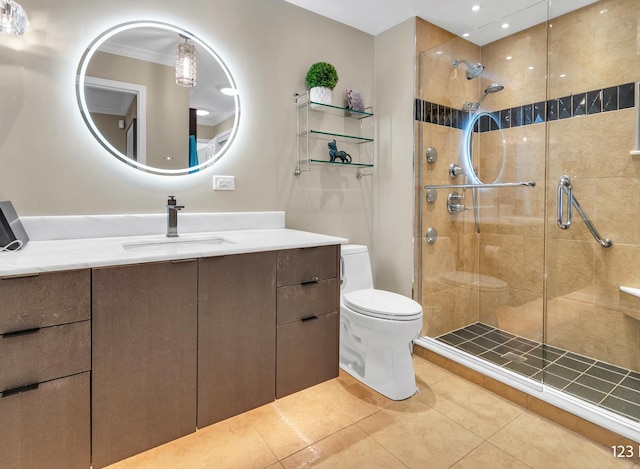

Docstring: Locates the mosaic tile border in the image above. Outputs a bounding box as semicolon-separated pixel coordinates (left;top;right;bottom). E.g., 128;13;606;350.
415;82;636;132
436;322;640;423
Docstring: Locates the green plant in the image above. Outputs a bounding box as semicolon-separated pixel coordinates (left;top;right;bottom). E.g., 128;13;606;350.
305;62;339;90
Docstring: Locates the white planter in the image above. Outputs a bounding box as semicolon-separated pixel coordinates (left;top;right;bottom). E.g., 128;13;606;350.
310;86;332;108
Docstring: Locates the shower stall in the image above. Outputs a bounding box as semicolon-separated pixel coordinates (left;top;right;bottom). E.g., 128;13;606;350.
414;0;640;442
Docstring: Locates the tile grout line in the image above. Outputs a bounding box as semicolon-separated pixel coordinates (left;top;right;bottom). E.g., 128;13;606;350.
436;322;640;423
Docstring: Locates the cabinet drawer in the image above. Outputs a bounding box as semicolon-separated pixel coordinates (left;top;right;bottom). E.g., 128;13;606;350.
277;278;338;325
276;245;338;287
0;372;90;469
0;320;91;391
276;311;339;398
0;269;91;334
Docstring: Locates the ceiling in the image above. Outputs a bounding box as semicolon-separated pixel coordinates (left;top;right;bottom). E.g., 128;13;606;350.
282;0;599;45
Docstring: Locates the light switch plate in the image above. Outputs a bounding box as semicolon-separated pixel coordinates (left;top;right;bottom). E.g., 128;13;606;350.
213;175;235;191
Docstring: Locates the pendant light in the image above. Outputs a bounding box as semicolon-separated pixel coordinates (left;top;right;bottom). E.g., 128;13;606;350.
176;35;196;87
0;0;29;36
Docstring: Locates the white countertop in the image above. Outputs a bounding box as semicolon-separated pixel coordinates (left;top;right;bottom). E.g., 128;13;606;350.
0;212;348;277
0;229;347;277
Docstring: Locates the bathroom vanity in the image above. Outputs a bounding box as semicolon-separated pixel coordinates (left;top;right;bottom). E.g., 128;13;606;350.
0;212;345;469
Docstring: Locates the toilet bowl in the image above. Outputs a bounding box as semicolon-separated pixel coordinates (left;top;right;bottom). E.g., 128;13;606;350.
339;244;423;400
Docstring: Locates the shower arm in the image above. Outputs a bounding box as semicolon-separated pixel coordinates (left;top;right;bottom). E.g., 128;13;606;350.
424;181;536;190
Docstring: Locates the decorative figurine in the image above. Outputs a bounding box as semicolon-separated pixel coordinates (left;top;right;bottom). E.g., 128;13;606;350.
327;139;352;164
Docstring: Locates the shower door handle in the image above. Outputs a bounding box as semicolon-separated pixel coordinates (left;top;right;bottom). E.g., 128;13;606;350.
557;175;573;229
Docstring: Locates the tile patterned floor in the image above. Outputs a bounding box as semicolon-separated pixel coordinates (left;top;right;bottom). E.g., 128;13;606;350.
106;356;635;469
437;322;640;423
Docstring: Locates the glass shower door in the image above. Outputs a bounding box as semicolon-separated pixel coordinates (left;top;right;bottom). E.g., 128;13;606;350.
544;0;640;423
417;8;547;386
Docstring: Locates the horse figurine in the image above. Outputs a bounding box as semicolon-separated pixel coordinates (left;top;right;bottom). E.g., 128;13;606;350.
327;139;352;164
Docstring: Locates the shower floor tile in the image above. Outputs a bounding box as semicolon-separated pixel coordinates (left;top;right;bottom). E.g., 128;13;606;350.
575;373;617;394
436;322;640;424
483;329;516;344
539;371;572;390
546;363;582;381
586;365;626;385
565;382;607;404
555;355;592;373
601;396;640;421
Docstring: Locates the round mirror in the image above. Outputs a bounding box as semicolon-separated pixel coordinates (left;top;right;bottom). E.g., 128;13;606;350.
76;21;239;175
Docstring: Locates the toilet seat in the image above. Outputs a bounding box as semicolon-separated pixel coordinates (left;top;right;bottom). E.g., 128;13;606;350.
343;289;423;321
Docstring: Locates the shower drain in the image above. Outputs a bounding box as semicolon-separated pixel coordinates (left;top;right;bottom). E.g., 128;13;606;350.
502;351;527;364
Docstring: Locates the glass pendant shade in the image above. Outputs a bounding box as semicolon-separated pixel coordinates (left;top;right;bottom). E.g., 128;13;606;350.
0;0;29;36
176;40;197;87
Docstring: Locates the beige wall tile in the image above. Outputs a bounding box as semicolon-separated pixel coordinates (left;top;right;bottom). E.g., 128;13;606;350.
482;23;547;110
546;296;639;370
549;0;640;96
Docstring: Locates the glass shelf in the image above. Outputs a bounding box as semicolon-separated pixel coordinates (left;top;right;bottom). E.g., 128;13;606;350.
294;91;374;179
302;129;374;144
309;159;375;168
300;100;374;119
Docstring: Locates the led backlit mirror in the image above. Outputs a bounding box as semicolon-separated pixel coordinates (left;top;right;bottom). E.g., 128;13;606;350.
76;21;239;175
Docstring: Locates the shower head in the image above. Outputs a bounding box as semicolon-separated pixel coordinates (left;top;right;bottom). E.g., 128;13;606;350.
485;82;504;94
452;59;485;80
463;82;504;112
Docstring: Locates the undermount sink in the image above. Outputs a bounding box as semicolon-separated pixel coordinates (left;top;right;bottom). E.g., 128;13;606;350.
122;235;234;252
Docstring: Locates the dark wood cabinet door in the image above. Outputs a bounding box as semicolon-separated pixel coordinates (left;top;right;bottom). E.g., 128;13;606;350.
0;373;90;469
92;260;198;469
276;312;339;398
197;252;276;427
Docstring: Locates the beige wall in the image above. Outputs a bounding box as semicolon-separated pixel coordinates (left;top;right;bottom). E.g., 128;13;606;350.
90;112;126;153
371;18;415;296
0;0;381;261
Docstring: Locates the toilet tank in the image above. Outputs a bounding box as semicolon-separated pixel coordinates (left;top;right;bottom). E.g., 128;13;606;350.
340;244;374;294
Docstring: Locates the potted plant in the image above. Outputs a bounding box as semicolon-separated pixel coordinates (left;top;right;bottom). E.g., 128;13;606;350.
306;62;338;107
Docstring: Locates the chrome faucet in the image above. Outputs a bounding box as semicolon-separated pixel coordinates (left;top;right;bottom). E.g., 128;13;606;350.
166;196;184;237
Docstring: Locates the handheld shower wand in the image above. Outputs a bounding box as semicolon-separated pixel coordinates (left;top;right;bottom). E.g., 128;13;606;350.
463;82;505;112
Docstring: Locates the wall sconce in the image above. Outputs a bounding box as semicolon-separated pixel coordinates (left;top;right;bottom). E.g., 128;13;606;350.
0;0;28;36
176;35;196;87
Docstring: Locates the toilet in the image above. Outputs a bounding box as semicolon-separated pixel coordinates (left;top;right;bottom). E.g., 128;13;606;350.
339;244;423;400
